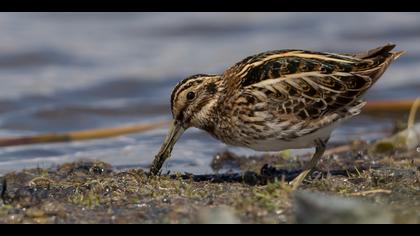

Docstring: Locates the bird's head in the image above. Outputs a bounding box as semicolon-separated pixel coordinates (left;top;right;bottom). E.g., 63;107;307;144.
150;74;222;174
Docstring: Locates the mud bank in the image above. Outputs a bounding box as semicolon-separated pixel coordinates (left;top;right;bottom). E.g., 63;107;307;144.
0;145;419;224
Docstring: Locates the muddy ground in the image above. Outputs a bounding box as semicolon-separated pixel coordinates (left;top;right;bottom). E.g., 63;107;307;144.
0;141;419;224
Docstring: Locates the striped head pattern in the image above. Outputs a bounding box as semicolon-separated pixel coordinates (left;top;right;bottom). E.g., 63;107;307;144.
170;74;222;129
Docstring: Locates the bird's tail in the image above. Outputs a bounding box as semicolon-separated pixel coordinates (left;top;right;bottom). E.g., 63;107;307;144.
351;43;405;60
354;43;404;84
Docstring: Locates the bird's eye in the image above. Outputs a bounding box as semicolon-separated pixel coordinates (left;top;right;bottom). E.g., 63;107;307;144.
186;91;195;101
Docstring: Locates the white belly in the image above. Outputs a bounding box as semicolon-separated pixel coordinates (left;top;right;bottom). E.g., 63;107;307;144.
246;123;337;151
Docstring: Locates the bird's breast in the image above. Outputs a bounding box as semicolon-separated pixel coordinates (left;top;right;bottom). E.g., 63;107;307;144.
211;119;339;151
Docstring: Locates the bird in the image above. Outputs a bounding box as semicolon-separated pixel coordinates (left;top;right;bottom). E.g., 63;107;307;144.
150;43;404;189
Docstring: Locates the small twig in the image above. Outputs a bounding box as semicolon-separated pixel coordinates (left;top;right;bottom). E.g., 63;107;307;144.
407;97;420;129
349;189;392;196
364;99;416;112
354;165;362;177
0;120;169;148
324;144;354;156
322;140;366;156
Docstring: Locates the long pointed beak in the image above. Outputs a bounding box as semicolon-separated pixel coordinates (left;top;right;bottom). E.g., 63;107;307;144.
149;120;185;175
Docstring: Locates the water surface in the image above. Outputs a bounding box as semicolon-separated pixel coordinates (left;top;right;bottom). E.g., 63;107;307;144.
0;13;419;175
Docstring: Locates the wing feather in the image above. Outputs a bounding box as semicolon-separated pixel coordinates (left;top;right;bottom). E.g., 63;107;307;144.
222;44;401;120
220;45;402;140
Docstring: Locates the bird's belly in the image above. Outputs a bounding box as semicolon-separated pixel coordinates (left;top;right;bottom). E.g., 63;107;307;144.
244;123;337;151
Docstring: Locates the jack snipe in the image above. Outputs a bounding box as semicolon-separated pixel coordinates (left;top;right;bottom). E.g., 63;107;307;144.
150;43;404;189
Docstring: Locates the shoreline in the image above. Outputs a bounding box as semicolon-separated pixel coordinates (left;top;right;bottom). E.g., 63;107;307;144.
0;145;418;224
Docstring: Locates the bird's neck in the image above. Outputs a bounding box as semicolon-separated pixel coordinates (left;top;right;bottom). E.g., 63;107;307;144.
191;77;224;133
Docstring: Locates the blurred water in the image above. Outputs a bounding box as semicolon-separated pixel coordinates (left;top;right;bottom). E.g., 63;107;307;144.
0;13;419;175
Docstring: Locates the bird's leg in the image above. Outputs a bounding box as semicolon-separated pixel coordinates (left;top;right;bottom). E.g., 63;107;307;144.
289;138;329;190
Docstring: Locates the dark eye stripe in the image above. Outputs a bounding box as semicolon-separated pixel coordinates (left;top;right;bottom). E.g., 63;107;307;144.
171;81;192;109
170;74;219;111
171;80;202;109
